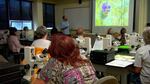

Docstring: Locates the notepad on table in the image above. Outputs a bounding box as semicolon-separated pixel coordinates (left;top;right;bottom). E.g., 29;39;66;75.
106;59;134;68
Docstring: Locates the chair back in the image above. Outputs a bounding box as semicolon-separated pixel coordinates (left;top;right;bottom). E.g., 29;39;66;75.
95;76;118;84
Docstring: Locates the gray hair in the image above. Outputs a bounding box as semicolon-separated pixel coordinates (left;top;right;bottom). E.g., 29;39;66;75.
35;26;47;39
143;28;150;44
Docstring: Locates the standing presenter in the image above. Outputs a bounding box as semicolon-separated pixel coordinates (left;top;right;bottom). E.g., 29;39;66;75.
60;15;70;35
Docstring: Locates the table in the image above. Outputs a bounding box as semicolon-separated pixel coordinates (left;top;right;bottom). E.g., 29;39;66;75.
92;55;134;84
93;63;133;84
20;39;33;46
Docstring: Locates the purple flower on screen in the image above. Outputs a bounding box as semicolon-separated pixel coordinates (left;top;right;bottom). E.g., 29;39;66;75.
102;2;111;13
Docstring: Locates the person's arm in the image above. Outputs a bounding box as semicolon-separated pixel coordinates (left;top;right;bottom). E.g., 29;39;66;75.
134;50;143;74
134;67;142;74
31;78;45;84
60;21;69;30
61;27;68;30
39;58;54;83
14;36;24;49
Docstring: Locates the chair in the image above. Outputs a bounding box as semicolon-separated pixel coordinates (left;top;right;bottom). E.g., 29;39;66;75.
95;76;118;84
0;55;8;63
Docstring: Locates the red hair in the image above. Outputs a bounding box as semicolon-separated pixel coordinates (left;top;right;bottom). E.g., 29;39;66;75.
48;34;88;67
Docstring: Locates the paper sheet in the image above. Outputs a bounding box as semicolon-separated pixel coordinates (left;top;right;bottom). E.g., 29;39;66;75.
92;39;103;50
106;59;134;67
115;54;135;62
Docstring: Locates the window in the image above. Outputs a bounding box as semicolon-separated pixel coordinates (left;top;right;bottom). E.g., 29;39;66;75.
23;21;32;29
21;1;32;20
43;3;55;28
9;0;32;20
9;0;21;20
0;0;8;29
10;20;32;30
0;0;32;29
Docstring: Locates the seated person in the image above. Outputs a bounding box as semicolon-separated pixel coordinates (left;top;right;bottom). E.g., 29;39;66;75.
112;32;120;41
21;26;29;39
107;28;113;35
32;34;97;84
134;28;150;84
7;27;24;64
60;15;70;35
75;27;86;48
31;26;51;54
120;28;127;45
50;27;58;36
0;55;8;63
76;27;84;36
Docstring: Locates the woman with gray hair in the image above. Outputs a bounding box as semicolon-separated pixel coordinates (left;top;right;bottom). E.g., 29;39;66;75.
134;28;150;84
31;26;51;49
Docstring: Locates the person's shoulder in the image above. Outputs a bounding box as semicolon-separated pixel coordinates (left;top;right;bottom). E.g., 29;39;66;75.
41;39;51;45
45;39;51;43
48;57;56;63
137;45;149;51
32;39;39;43
33;39;49;42
47;58;63;69
137;46;145;53
31;39;42;45
71;62;92;72
137;45;150;54
8;35;18;40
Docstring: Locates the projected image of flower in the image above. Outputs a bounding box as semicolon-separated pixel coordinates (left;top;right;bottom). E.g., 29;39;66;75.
102;2;111;16
95;0;129;26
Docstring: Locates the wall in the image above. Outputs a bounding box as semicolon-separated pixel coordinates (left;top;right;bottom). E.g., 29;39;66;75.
55;0;147;34
55;0;90;31
147;0;150;23
32;0;90;31
134;0;147;34
32;0;148;34
32;1;43;30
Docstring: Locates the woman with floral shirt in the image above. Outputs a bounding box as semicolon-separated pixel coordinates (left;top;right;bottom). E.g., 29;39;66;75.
34;34;97;84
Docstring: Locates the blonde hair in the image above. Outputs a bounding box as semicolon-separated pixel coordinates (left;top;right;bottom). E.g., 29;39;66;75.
35;26;48;39
76;27;84;35
143;28;150;44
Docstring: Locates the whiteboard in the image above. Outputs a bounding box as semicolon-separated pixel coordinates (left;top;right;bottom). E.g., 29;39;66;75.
64;7;90;30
